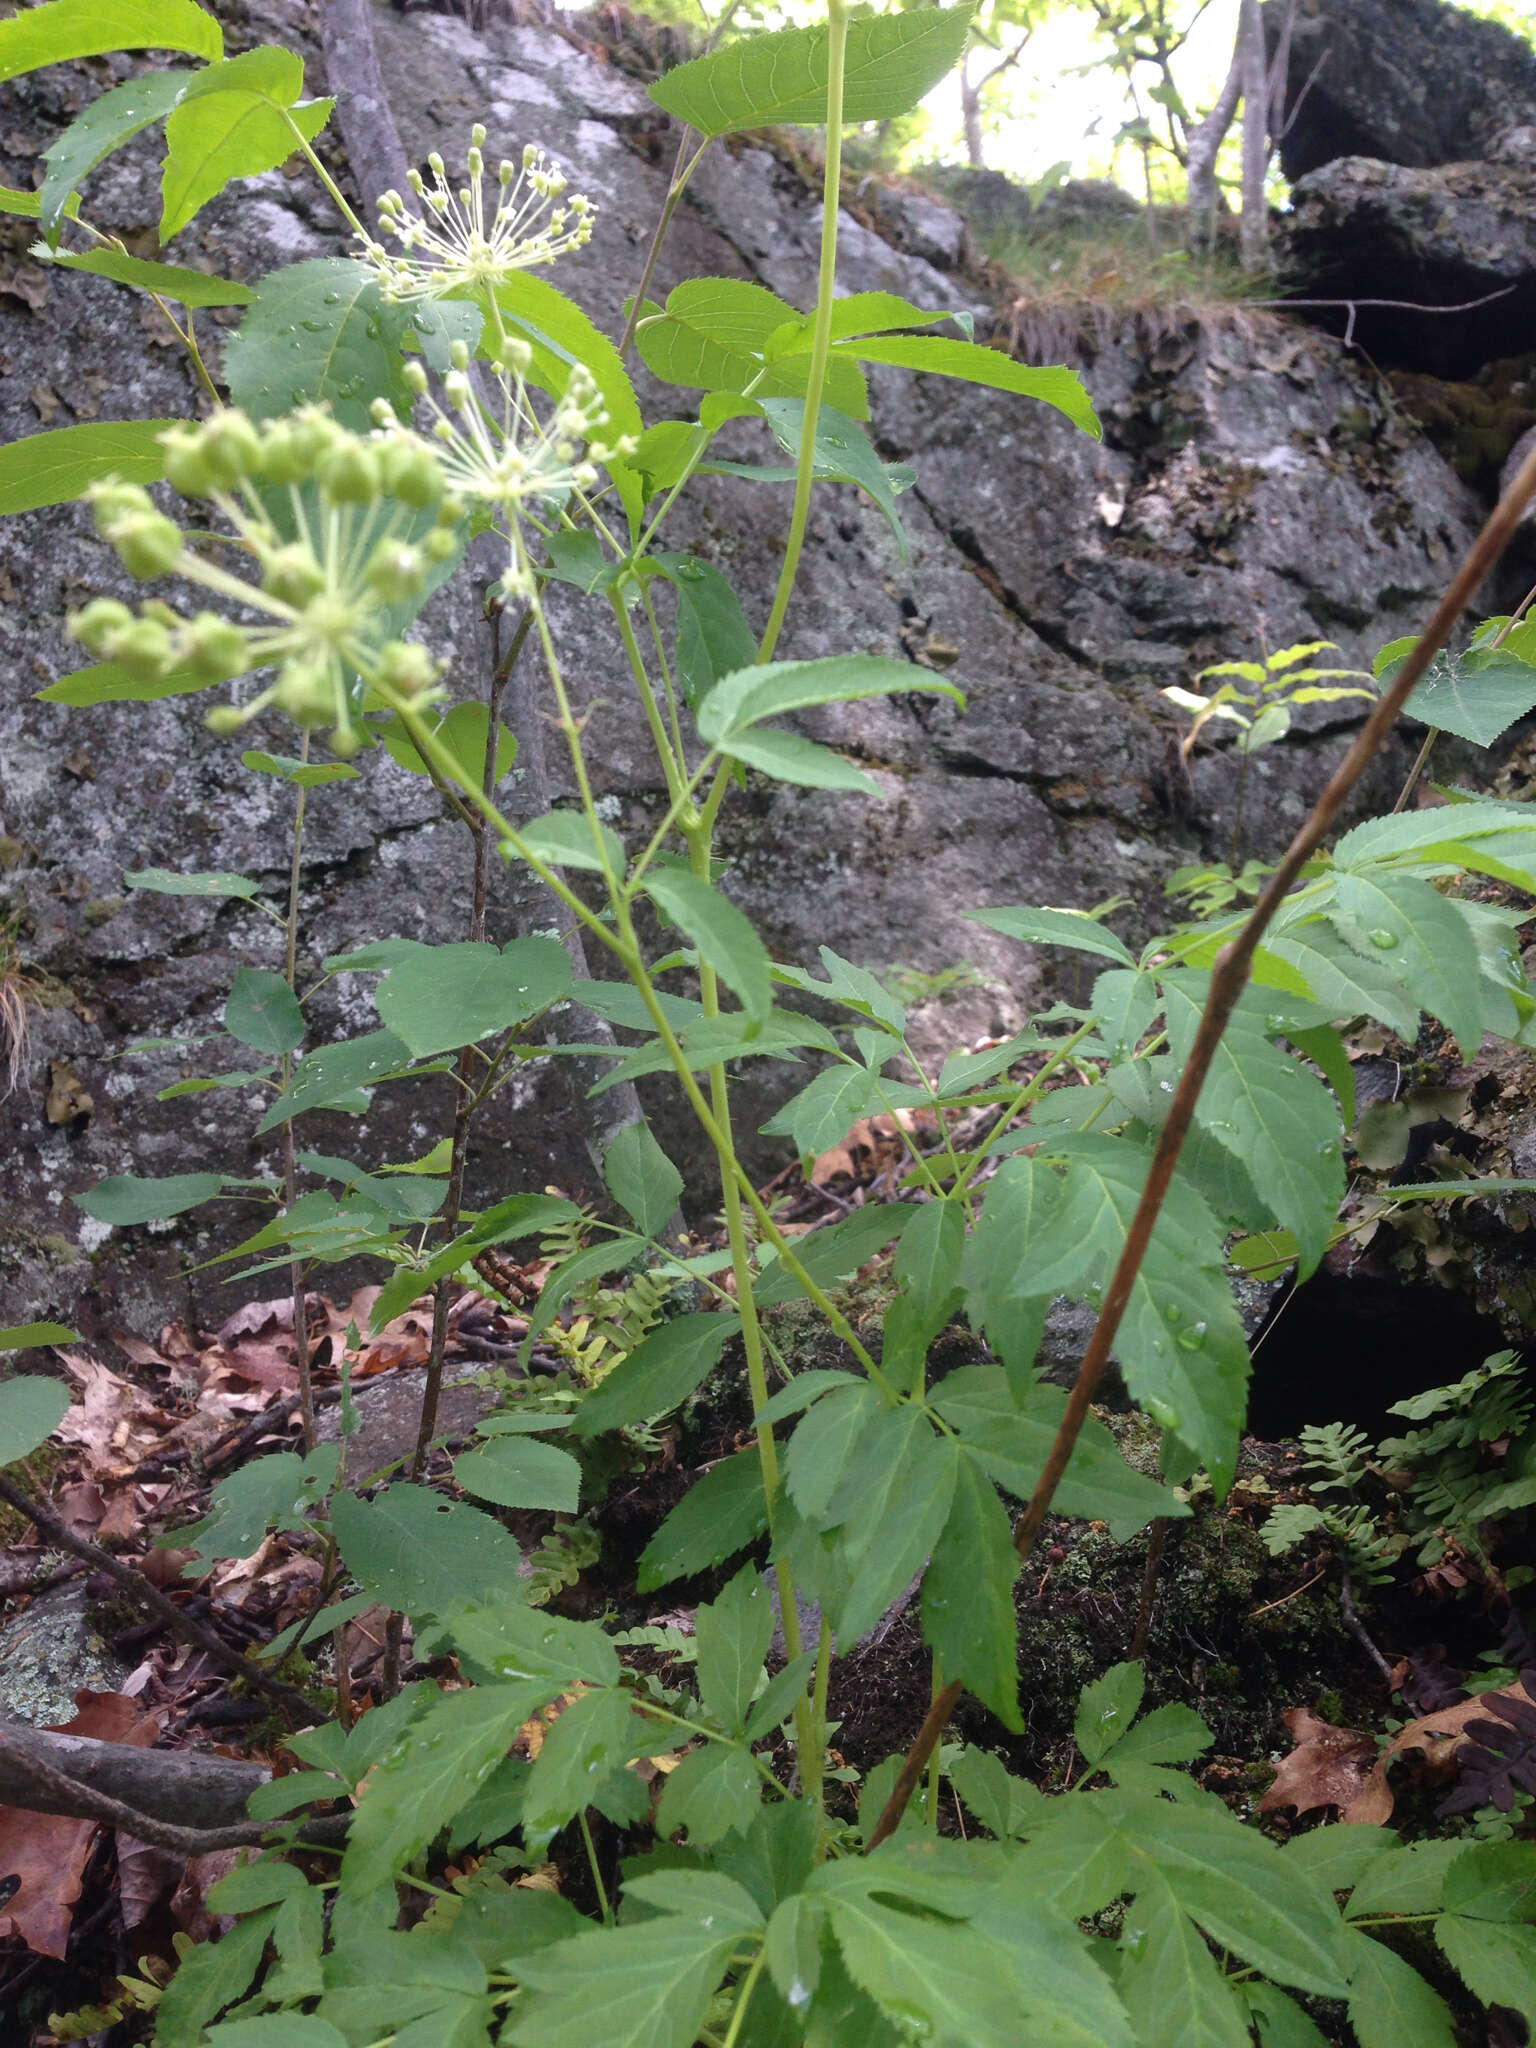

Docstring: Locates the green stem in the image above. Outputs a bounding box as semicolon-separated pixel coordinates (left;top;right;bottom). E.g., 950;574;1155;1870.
577;1808;612;1924
757;0;849;664
720;1948;768;2048
613;593;686;804
286;117;371;240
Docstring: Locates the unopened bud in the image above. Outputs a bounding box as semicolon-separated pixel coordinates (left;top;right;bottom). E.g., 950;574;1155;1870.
366;541;427;602
378;438;443;509
108;616;174;683
206;703;248;736
261;543;327;607
109;512;184;580
67;598;135;653
179;611;251;683
376;640;438;697
316;440;380;505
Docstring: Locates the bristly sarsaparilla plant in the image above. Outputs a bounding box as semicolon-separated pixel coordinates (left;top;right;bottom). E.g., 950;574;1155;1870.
4;1;1536;2042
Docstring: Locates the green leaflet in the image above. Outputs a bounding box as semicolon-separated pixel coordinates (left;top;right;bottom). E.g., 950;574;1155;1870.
74;1170;228;1223
649;554;758;709
1331;870;1483;1055
508;1917;742;2048
921;1443;1021;1728
637;1449;769;1590
928;1364;1181;1538
37;244;255;304
375;938;572;1057
379;702;517;786
1265;920;1422;1041
635;277;870;416
603;1119;684;1236
1116;1870;1251;2048
571;1314;740;1438
341;1681;551;1897
695;1564;776;1735
1161;973;1343;1280
38;69;191;243
226;257;414;432
647;7;975;135
707;398;917;560
454;1435;582;1514
256;1029;416;1133
1387;641;1536;747
0;1321;79;1351
697;653;962;754
0;1376;71;1466
37;657;219;704
992;1136;1250;1490
644;869;773;1023
0;0;221;85
160;47;333;241
0;417;175;514
1343;1926;1457;2048
830;334;1099;438
967;903;1136;966
523;1688;652;1836
224;965;305;1056
814;1401;957;1643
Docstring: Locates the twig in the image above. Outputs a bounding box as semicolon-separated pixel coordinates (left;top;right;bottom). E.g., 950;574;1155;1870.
865;1679;962;1852
1338;1567;1395;1687
1249;1564;1328;1619
1130;1516;1168;1660
0;1469;317;1721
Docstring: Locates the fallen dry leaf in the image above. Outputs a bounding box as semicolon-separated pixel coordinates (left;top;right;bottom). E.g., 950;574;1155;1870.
1259;1707;1379;1818
0;1690;161;1957
1345;1679;1536;1825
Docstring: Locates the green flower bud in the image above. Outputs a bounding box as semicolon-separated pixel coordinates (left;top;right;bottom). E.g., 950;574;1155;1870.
316;440;380;505
108;616;174;683
160;424;215;498
67;598;135;653
275;657;337;725
199;411;263;488
109;511;185;580
378;438;443;509
206;703;248;736
366;541;427;602
257;409;332;486
179;611;251;683
424;525;461;565
261;544;327;607
376;640;439;698
89;480;155;537
329;721;363;760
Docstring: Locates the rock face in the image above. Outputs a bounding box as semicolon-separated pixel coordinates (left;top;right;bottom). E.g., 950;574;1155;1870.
1265;0;1536;183
1281;156;1536;374
0;2;1497;1336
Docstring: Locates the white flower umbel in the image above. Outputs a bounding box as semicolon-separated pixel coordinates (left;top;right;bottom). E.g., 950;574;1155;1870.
376;337;635;599
70;408;458;756
359;129;595;305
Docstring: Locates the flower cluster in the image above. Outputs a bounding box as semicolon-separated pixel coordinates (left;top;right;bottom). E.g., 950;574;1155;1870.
358;130;595;306
373;336;636;599
70;408;459;756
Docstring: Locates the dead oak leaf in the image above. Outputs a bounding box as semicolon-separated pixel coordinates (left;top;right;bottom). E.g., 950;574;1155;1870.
1260;1707;1378;1818
1344;1679;1536;1825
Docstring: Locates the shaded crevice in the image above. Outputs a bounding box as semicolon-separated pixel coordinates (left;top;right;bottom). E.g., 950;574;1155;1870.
909;486;1101;672
1247;1269;1521;1441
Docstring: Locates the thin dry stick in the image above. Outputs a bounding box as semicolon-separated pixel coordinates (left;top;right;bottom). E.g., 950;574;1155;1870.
1130;1516;1169;1661
866;438;1536;1854
0;1469;316;1721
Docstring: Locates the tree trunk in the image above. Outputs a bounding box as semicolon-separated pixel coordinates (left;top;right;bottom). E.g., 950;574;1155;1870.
1238;0;1270;272
961;51;986;170
1185;42;1242;253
